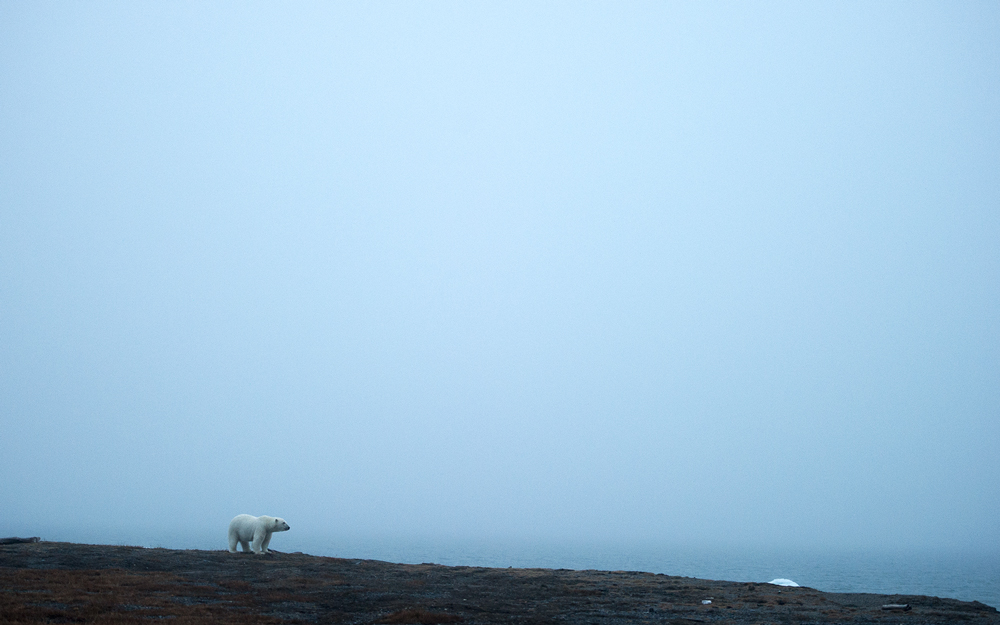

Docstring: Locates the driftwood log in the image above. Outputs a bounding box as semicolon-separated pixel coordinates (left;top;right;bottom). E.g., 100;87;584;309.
0;537;40;545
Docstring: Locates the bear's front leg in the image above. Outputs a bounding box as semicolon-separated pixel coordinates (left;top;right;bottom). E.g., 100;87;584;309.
251;531;265;554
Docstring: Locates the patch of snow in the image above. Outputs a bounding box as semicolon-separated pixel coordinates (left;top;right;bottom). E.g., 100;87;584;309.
768;578;799;587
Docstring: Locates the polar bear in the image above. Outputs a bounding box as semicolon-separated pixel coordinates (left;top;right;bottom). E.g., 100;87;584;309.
227;514;290;554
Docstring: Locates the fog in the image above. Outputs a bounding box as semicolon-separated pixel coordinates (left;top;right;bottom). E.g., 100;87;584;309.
2;2;998;558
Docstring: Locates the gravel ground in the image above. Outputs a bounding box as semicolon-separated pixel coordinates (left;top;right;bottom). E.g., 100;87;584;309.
1;541;996;624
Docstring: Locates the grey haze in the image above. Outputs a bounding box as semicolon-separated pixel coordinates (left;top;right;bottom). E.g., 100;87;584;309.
1;2;998;558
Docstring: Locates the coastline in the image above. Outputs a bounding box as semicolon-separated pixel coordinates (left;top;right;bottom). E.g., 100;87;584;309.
2;541;997;624
297;536;1000;608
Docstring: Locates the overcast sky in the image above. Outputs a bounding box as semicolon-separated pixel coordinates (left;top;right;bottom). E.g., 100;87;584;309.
1;2;997;556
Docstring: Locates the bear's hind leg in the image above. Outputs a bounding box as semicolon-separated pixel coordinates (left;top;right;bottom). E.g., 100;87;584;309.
228;532;239;553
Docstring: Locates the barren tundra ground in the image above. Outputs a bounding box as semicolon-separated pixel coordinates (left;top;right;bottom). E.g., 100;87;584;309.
1;541;997;624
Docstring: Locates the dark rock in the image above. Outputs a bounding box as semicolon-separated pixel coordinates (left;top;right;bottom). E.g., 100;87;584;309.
0;541;995;624
0;536;40;545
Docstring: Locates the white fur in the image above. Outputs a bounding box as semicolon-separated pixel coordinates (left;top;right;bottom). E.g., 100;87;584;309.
227;514;290;554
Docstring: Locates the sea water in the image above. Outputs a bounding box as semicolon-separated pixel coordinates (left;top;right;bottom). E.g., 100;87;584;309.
290;537;1000;610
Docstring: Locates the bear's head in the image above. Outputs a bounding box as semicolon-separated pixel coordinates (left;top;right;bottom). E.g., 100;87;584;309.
273;517;290;532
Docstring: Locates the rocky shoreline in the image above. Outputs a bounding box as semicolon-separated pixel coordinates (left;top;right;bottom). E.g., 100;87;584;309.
1;541;996;624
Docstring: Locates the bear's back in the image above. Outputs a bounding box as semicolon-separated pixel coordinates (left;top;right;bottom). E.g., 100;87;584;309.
229;514;257;527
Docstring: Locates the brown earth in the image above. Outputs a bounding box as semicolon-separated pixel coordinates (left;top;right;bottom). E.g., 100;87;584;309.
1;541;996;624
